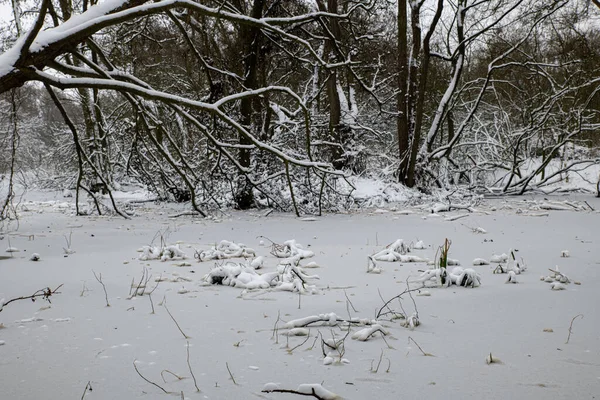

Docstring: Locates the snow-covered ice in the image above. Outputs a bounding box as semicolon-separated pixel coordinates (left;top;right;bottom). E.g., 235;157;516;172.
0;191;599;399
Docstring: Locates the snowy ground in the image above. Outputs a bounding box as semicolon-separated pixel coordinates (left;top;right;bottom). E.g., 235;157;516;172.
1;190;600;400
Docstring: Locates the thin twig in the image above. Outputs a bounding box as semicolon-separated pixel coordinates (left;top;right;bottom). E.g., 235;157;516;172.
160;370;184;383
406;278;419;319
187;341;200;392
344;289;358;313
80;381;92;400
226;362;237;385
287;331;311;354
272;310;280;343
565;314;584;344
408;336;434;356
163;298;190;339
374;349;384;373
376;287;422;319
133;360;169;394
92;271;110;307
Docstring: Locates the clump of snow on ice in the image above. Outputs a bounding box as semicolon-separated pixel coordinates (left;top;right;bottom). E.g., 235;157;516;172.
446;267;481;288
30;253;41;261
490;253;509;263
282;328;310;336
250;256;265;269
413;240;426;250
561;250;570;258
297;384;339;398
263;383;280;391
472;258;489;266
284;313;352;329
352;324;388;341
400;313;420;330
506;271;518;284
5;247;19;253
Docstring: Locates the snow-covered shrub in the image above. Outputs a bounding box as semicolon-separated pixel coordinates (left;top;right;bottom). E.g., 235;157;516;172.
138;244;186;261
202;261;319;293
541;267;572;290
371;239;410;261
195;240;255;261
270;239;314;263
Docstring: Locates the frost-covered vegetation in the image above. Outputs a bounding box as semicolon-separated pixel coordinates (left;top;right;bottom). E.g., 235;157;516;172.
1;0;599;222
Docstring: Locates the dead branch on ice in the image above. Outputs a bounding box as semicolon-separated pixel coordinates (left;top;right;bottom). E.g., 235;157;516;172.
262;383;342;399
133;360;169;394
0;284;63;312
565;314;583;344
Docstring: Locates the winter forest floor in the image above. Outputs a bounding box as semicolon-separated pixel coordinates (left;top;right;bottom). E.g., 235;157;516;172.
1;189;600;400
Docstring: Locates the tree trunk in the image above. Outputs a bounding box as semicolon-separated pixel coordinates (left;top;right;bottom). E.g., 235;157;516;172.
397;0;409;182
236;0;265;209
317;0;344;169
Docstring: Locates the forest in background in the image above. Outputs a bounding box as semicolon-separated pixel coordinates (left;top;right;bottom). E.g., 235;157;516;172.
1;0;599;219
